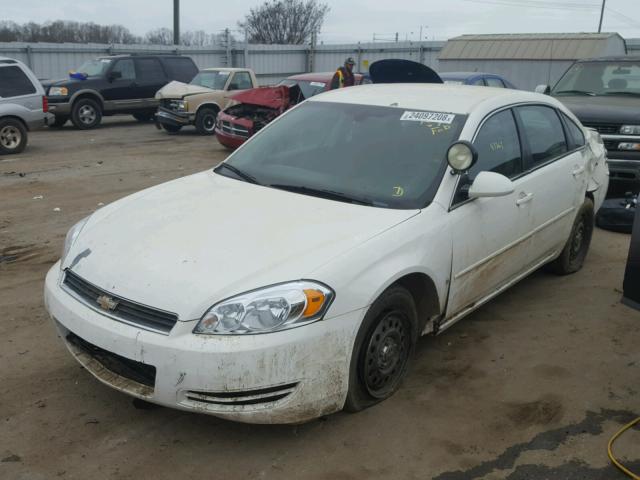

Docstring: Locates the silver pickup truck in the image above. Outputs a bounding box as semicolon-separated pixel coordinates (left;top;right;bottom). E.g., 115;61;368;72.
0;57;52;154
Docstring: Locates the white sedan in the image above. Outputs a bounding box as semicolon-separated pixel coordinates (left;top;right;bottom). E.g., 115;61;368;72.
44;84;608;424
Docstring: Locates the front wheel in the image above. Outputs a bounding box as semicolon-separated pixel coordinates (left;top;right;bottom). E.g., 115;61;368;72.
546;197;594;275
49;116;68;128
195;107;218;135
133;112;155;122
345;286;418;412
0;118;28;154
71;98;102;129
161;123;182;134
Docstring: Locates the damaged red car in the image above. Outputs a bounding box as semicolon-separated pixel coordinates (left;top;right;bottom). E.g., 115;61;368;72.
215;72;363;149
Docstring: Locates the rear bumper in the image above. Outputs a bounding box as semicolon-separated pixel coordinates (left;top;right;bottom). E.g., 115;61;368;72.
26;113;54;130
44;263;363;424
155;108;194;127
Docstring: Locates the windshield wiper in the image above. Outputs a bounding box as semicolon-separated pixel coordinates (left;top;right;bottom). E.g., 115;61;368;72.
554;90;596;96
270;184;376;206
215;163;261;185
603;91;640;97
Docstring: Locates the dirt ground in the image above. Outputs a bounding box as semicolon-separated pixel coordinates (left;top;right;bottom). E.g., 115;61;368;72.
1;117;639;480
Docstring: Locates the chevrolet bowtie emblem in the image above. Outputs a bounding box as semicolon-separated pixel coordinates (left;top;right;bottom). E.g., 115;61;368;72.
97;294;119;311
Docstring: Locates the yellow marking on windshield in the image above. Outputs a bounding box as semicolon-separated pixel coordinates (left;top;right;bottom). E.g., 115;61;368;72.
393;186;405;197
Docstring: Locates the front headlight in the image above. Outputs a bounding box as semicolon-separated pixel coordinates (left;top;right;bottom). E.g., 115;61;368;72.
61;217;89;265
620;125;640;135
49;86;69;96
177;100;188;111
193;281;335;335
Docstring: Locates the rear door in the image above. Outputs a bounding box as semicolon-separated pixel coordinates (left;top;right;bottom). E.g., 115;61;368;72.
513;105;587;266
134;57;168;101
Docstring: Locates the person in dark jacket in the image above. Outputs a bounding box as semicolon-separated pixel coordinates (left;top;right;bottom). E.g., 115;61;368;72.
330;57;356;89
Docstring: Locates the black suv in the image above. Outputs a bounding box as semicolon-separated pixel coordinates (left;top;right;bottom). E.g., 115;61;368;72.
538;56;640;196
44;54;198;129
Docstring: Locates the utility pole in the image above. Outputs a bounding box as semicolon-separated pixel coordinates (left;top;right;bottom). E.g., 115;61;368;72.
173;0;180;45
598;0;606;33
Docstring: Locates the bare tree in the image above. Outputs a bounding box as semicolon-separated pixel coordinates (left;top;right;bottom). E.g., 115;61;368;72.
239;0;329;44
0;20;142;44
144;27;174;45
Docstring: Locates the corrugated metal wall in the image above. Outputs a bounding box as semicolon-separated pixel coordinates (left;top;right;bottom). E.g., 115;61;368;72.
1;38;638;90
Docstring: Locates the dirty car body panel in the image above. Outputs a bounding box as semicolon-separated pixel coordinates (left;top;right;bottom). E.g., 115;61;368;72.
45;84;607;423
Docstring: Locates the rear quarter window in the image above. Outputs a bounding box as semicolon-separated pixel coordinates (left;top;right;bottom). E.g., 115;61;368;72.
0;66;36;98
561;112;586;149
162;57;198;83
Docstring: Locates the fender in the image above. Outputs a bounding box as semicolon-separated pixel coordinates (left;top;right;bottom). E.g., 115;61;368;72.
195;102;221;115
69;89;105;108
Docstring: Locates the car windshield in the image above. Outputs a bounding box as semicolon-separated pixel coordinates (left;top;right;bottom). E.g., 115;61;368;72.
553;61;640;96
191;71;231;90
278;79;327;99
76;59;112;77
219;101;465;209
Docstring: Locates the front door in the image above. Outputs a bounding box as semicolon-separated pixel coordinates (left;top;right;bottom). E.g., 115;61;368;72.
102;59;138;106
446;108;532;319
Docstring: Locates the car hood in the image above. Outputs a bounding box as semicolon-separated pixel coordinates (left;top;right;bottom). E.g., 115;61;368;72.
553;95;640;125
42;76;100;90
155;80;216;99
64;171;418;320
369;59;443;84
229;84;304;109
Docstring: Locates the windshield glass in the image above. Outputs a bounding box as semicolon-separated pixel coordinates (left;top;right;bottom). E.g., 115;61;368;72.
221;101;465;209
553;61;640;96
191;71;230;90
278;79;327;99
76;58;112;77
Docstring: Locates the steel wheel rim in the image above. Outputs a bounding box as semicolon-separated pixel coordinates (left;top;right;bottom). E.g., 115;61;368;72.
79;105;96;125
0;125;21;149
203;114;216;131
570;216;586;260
363;311;410;398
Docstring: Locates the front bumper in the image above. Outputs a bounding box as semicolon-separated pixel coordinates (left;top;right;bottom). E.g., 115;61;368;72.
155;108;195;127
47;99;71;116
607;158;640;184
44;263;363;424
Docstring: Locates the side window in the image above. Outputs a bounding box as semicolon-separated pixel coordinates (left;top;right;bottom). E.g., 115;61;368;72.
135;58;166;83
517;106;568;169
471;77;485;86
111;59;135;81
453;109;523;204
561;112;586;149
163;57;198;82
486;77;506;88
229;72;253;90
0;66;36;97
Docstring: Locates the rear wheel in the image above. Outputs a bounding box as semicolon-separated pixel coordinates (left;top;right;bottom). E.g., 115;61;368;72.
71;98;102;129
345;286;417;412
195;107;218;135
546;197;594;275
0;118;27;155
162;123;182;134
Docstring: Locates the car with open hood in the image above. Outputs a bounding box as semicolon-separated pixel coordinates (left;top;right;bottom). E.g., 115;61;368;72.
45;84;608;424
155;67;258;135
214;72;363;149
537;56;640;197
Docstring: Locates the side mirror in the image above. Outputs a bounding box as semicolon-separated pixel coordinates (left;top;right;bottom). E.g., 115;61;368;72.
469;171;515;199
447;141;478;174
534;84;550;94
108;71;122;82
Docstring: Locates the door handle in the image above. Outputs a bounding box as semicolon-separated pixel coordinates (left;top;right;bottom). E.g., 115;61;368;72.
572;165;586;177
516;192;534;206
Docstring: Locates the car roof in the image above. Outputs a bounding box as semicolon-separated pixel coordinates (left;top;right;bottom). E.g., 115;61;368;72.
287;72;363;82
310;83;542;114
0;56;20;64
577;56;640;62
200;67;253;72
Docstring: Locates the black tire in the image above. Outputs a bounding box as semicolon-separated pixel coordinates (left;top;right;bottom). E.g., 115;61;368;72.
546;197;594;275
71;98;102;129
0;118;28;155
195;107;218;135
344;285;418;412
133;112;155;122
49;116;68;128
162;123;182;134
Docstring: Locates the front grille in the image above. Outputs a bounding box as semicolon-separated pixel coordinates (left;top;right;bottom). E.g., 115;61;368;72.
66;332;156;388
160;99;183;112
63;269;178;334
185;382;298;407
604;140;620;151
219;120;250;138
583;122;621;135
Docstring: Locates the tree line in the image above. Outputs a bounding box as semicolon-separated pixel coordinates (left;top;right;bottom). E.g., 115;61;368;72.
0;0;330;46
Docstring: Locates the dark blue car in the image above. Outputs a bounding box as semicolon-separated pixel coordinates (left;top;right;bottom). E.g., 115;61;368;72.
439;72;517;89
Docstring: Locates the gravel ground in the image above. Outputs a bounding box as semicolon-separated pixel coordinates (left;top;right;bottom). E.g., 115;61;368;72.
1;117;639;480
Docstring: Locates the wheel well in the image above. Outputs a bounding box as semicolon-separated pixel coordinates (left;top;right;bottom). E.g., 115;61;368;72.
0;115;28;131
73;93;103;111
196;104;220;116
392;273;440;333
586;191;594;203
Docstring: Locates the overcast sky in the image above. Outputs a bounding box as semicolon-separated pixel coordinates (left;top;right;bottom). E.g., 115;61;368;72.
5;0;640;43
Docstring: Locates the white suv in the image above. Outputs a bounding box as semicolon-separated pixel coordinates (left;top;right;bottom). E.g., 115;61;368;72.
45;84;608;424
0;57;51;154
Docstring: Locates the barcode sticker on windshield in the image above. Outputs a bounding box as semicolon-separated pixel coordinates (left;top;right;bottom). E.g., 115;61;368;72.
400;111;455;124
310;82;326;87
